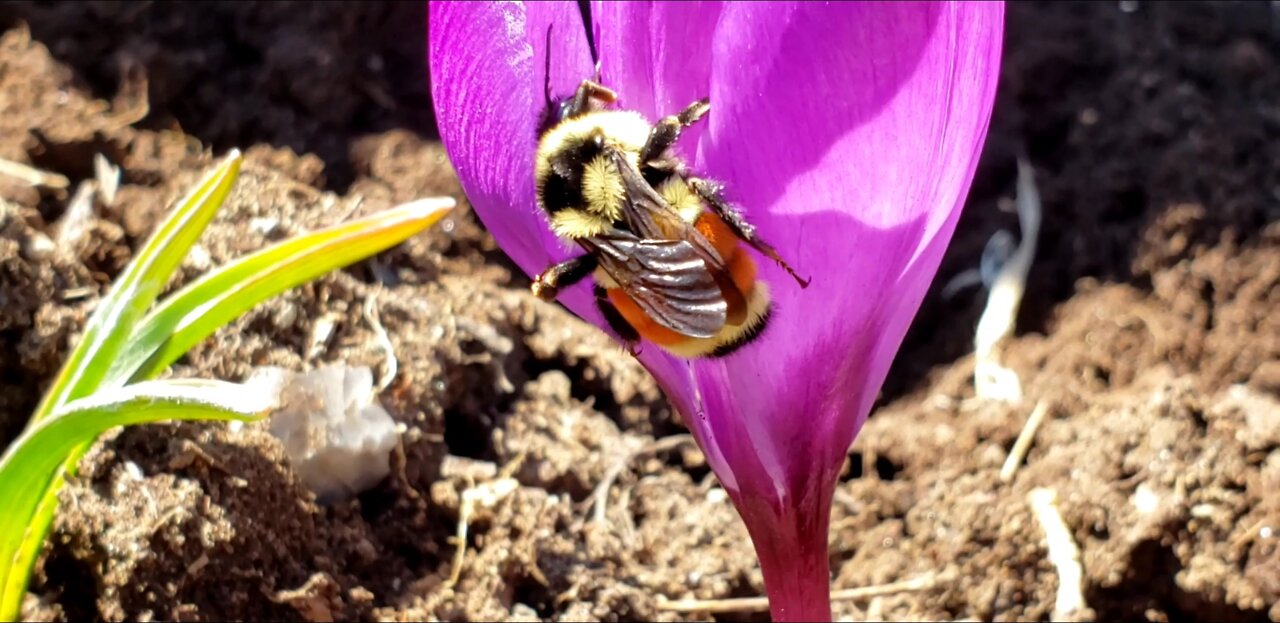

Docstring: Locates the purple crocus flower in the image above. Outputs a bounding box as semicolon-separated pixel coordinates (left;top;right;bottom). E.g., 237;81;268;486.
429;2;1003;620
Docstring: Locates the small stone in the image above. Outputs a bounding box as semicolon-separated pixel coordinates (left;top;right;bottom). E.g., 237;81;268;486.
21;231;55;261
255;365;400;504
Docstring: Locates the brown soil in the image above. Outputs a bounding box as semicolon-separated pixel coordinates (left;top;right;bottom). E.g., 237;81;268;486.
0;2;1276;621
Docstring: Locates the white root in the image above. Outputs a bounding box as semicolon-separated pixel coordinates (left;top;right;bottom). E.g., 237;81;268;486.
445;454;525;587
941;229;1017;300
589;434;693;525
1027;488;1088;621
363;290;399;395
974;158;1042;403
446;477;519;587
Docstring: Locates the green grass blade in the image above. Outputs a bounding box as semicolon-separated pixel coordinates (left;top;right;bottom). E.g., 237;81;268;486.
0;379;274;622
30;152;244;422
7;478;59;623
109;196;455;384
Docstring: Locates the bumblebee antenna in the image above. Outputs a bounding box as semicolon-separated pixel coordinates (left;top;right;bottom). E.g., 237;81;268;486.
575;1;599;68
543;23;555;110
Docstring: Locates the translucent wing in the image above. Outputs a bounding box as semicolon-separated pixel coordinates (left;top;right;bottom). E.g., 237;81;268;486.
581;232;727;338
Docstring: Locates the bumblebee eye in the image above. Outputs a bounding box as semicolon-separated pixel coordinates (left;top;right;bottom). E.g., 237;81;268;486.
590;131;606;148
557;100;574;121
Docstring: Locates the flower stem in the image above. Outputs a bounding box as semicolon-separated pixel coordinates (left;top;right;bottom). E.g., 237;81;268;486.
737;492;834;622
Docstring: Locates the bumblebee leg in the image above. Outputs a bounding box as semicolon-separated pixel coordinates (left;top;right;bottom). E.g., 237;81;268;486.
686;177;811;288
564;79;619;118
532;254;598;300
594;285;641;349
639;98;711;163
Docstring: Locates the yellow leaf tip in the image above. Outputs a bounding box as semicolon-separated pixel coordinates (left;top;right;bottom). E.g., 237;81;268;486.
395;196;457;225
213;149;244;177
400;195;456;211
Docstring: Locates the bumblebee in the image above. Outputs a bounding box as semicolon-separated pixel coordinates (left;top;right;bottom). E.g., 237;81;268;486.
531;78;808;358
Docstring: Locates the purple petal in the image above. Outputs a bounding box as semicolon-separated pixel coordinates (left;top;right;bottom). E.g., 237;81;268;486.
590;2;1003;618
429;1;588;280
689;0;1003;498
591;2;724;121
586;1;1003;502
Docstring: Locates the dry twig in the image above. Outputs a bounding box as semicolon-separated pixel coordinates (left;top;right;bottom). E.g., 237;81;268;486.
1027;488;1088;621
104;54;151;128
0;156;69;189
1000;400;1052;482
865;596;885;622
655;573;937;614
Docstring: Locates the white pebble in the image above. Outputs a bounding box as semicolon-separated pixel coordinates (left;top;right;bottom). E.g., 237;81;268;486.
253;365;400;504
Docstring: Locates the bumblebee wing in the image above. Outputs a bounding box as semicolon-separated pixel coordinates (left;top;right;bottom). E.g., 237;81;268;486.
582;232;727;338
604;148;749;326
604;147;692;240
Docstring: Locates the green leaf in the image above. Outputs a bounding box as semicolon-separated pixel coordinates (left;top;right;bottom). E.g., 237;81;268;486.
30;152;244;422
0;379;275;622
4;153;243;622
110;196;455;384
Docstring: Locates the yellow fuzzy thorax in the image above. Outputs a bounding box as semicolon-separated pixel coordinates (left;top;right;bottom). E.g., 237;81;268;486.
657;177;705;223
581;154;625;221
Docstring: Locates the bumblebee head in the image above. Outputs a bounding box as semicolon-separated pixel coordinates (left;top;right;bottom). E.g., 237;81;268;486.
537;97;574;138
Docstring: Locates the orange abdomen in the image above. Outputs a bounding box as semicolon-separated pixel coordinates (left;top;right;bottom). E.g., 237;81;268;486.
696;211;758;299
